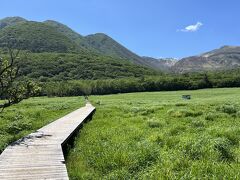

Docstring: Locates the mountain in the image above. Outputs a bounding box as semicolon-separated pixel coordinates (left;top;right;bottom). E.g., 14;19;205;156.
0;17;158;80
172;46;240;73
142;46;240;73
44;21;151;66
0;17;154;67
0;21;80;53
1;17;240;73
44;20;153;66
142;57;177;71
0;16;27;29
84;33;151;66
43;20;92;50
16;51;157;80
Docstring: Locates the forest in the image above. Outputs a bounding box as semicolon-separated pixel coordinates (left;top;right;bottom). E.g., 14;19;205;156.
1;48;240;98
42;69;240;96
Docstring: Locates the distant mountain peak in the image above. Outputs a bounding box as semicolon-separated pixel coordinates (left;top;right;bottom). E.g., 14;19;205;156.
91;32;108;36
1;16;240;73
43;19;83;37
141;56;177;71
0;16;27;29
85;33;111;40
220;45;233;49
1;16;26;21
44;19;60;23
44;20;68;27
159;57;178;61
173;45;240;73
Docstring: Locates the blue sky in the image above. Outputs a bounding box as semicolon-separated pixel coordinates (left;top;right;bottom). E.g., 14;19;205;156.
0;0;239;58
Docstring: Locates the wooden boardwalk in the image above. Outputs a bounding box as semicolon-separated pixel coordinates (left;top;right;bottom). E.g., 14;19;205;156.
0;103;95;180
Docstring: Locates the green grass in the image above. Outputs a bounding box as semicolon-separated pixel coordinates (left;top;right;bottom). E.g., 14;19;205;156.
0;96;84;152
66;88;240;179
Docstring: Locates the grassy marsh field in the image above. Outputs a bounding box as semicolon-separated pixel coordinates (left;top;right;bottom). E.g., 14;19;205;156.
66;88;240;179
0;88;240;179
0;96;84;152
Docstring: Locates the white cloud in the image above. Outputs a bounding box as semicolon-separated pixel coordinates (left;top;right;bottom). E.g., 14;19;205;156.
178;22;203;32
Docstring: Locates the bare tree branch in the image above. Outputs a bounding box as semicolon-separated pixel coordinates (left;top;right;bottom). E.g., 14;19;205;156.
0;39;40;113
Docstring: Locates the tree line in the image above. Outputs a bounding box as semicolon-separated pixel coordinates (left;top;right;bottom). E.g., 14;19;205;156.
1;45;240;103
41;70;240;97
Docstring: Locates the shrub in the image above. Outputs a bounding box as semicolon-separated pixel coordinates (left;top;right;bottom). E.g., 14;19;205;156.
217;104;238;114
147;120;161;128
213;138;235;162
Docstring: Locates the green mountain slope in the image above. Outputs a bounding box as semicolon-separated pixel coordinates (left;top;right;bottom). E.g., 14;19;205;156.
43;20;92;50
0;16;27;29
16;51;157;80
0;17;159;80
0;17;155;68
0;21;79;53
84;33;151;66
1;17;240;74
44;20;152;66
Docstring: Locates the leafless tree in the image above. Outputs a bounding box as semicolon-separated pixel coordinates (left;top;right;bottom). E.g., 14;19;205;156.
0;40;39;112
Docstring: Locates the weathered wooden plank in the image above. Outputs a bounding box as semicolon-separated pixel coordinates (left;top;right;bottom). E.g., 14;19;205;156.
0;103;95;180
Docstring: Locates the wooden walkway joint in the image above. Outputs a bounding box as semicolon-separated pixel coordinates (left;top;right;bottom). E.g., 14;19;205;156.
0;103;96;180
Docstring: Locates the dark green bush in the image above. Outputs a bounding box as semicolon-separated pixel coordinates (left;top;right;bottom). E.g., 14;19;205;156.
217;104;238;114
214;138;235;162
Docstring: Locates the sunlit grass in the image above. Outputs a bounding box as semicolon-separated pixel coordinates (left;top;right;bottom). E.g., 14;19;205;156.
0;96;84;152
66;88;240;179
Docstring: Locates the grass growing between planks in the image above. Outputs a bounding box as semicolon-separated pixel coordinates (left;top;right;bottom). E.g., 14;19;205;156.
66;88;240;179
0;96;84;153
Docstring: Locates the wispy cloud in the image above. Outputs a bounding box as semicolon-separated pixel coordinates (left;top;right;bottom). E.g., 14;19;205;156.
178;22;203;32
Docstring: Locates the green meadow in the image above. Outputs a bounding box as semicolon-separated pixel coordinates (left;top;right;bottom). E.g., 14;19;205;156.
66;88;240;179
0;88;240;179
0;96;84;152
